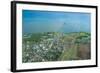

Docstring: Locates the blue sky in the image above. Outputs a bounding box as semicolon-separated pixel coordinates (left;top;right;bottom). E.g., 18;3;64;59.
22;10;91;33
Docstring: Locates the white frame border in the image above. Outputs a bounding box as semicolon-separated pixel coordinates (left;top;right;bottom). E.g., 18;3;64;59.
16;3;96;70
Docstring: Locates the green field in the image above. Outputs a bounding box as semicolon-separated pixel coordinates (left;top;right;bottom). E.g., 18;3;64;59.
22;32;91;63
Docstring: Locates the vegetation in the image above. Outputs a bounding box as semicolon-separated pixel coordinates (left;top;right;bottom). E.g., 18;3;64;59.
22;32;91;63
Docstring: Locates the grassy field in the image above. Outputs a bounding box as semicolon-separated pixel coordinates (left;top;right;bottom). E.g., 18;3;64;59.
22;32;91;63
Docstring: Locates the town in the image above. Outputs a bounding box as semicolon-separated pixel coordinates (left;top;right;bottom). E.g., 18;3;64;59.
22;32;91;63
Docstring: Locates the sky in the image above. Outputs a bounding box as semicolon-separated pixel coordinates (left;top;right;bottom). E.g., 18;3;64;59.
22;10;91;34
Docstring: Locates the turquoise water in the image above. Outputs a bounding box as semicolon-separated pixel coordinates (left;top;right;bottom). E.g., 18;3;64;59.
22;10;91;34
